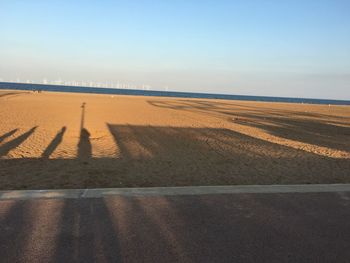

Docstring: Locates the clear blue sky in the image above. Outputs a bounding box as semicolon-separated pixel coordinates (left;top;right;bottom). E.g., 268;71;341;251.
1;0;349;99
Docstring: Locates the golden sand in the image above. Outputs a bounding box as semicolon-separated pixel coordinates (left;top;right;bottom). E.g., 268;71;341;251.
0;90;349;189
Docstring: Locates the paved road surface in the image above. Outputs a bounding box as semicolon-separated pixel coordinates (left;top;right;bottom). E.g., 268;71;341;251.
1;192;350;262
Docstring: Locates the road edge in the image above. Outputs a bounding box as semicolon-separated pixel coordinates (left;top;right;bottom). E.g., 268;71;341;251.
1;184;350;200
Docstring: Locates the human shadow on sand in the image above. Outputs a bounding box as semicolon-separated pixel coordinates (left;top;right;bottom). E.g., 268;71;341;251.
0;129;18;144
0;127;37;157
77;128;92;160
42;127;67;159
77;102;92;160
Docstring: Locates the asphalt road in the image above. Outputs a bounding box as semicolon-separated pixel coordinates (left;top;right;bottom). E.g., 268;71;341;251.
1;192;350;262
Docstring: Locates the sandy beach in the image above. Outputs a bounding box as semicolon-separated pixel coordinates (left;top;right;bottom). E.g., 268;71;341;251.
0;89;349;190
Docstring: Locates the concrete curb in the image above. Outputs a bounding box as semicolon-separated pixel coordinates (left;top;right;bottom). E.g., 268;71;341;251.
1;184;350;200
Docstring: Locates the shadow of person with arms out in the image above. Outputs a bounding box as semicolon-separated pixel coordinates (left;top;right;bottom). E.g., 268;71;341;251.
0;127;37;157
41;127;67;159
77;102;92;160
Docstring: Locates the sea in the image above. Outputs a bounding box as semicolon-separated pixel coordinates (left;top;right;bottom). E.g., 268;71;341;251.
1;81;349;105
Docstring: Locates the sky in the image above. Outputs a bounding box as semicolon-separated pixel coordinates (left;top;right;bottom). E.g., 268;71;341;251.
0;0;350;99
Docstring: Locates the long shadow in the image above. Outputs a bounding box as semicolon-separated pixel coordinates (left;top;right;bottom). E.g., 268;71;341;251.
78;128;92;159
41;127;67;159
108;196;190;261
100;193;350;262
0;127;37;157
0;201;34;262
1;193;350;261
107;124;209;161
53;198;123;263
161;193;350;262
80;102;86;131
105;125;350;186
150;98;350;121
148;99;350;152
0;125;350;189
0;128;18;144
106;123;132;159
233;116;350;152
77;103;92;159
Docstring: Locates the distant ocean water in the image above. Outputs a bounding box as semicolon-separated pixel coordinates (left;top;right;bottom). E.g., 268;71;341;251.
1;82;350;105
